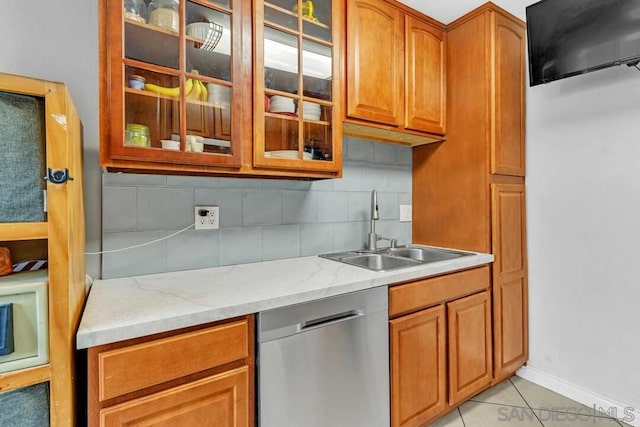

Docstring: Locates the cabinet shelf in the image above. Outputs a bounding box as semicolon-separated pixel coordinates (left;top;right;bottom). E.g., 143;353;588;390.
124;87;225;108
0;222;48;241
264;2;331;30
0;364;51;394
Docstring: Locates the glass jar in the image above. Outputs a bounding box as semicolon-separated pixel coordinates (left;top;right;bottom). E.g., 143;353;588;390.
124;0;147;23
148;0;179;32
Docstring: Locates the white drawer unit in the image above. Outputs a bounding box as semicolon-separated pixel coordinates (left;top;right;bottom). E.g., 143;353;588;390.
0;270;48;373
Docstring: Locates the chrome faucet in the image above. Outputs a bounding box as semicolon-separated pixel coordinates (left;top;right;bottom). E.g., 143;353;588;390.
367;190;398;251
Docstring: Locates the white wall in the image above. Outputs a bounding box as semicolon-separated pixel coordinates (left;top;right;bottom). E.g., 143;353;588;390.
526;64;640;413
0;0;101;277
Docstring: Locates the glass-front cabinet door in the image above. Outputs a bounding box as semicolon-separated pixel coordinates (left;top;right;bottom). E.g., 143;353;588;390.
104;0;242;168
254;0;342;173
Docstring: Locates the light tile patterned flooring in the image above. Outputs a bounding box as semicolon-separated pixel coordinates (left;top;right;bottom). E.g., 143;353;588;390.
430;377;633;427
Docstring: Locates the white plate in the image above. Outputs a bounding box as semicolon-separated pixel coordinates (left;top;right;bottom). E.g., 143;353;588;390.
265;150;313;160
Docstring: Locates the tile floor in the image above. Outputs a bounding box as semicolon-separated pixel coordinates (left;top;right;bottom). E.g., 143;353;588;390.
430;376;634;427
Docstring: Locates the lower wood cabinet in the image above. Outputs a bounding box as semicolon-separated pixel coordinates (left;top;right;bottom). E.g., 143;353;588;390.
87;316;254;427
389;267;492;427
447;291;492;405
100;367;249;426
390;305;446;427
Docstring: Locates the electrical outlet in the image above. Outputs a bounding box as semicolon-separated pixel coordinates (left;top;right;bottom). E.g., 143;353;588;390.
400;205;412;222
195;206;219;230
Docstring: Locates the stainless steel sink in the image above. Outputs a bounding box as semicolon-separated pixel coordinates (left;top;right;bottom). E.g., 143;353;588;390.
336;253;421;271
320;245;473;272
386;247;469;263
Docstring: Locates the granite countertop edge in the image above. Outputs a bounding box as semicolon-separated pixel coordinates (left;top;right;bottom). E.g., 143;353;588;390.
77;249;494;349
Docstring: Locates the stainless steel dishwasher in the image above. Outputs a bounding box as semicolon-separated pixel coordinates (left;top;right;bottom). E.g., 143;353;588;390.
258;287;389;427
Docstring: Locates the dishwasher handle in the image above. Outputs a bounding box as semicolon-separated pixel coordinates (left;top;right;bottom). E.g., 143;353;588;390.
300;310;364;332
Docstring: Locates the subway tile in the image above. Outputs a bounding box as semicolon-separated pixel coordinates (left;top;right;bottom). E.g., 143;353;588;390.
398;192;412;205
346;137;375;162
262;225;301;261
282;191;318;224
216;177;263;188
374;142;398;165
102;187;137;232
317;192;349;223
398;145;412;166
166;175;219;188
309;177;335;191
378;192;399;220
332;221;366;252
386;167;412;192
333;162;362;191
195;189;242;228
348;191;371;221
243;190;282;226
301;223;334;256
219;227;262;266
103;172;167;187
263;179;313;191
166;229;220;272
361;166;388;192
137;187;194;230
102;231;167;279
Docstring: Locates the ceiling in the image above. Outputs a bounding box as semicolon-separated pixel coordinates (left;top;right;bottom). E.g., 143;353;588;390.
398;0;528;24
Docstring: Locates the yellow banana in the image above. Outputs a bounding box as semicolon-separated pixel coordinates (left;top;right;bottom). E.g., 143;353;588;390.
198;80;208;102
184;78;194;98
144;82;180;97
187;78;201;101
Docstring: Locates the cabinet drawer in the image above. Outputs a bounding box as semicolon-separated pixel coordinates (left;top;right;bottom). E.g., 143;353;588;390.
389;266;490;317
100;366;249;427
98;319;249;401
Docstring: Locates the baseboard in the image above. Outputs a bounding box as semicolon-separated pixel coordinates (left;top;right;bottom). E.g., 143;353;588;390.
516;365;639;427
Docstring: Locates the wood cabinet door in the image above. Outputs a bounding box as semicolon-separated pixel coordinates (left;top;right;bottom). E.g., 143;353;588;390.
347;0;404;126
390;305;446;427
100;367;249;427
492;12;526;176
447;291;492;405
405;16;445;135
491;182;528;381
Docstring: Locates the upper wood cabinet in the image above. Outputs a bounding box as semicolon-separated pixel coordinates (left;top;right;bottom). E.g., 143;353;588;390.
492;13;526;176
100;0;246;173
405;15;446;135
346;0;404;126
99;0;342;178
344;0;446;145
253;0;343;175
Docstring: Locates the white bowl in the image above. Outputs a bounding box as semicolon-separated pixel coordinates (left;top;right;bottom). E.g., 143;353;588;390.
161;139;180;150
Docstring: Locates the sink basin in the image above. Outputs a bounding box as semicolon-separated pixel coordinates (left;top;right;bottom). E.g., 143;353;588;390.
319;245;473;272
337;253;421;271
386;247;468;263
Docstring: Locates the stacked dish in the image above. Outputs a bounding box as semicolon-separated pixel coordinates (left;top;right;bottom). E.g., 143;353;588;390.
265;150;313;160
299;101;321;120
269;96;295;113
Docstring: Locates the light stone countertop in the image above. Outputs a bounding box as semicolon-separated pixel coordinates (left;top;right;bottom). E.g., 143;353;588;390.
76;249;494;349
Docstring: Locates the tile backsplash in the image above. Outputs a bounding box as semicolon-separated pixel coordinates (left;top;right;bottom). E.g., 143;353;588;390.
101;138;412;279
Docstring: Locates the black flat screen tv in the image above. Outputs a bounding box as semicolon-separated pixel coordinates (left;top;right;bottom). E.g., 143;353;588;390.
526;0;640;86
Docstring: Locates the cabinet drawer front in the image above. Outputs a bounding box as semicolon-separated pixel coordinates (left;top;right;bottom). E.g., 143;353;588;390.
98;319;249;401
100;366;249;427
389;266;490;317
